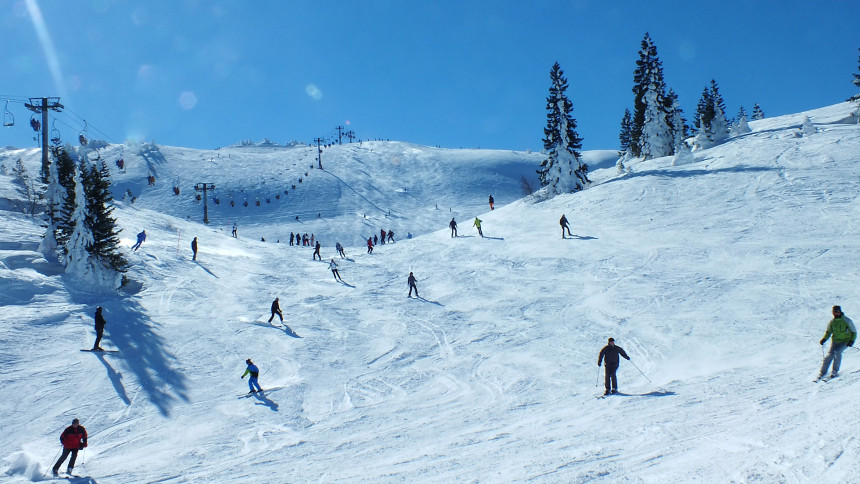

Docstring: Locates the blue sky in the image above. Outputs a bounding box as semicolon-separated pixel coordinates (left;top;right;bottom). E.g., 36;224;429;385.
2;0;858;152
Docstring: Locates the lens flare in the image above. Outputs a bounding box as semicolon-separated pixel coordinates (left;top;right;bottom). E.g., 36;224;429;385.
25;0;66;97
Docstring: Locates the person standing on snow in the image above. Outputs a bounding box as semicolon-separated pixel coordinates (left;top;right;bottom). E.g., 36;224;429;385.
92;306;107;350
817;305;857;380
241;359;263;394
52;418;87;476
488;195;494;210
131;230;146;251
598;338;630;395
268;297;283;323
387;230;395;243
191;237;198;261
560;214;573;238
313;241;322;261
408;272;419;298
367;237;374;254
232;223;238;238
380;229;387;245
330;259;343;282
336;242;345;258
449;218;458;238
473;217;483;238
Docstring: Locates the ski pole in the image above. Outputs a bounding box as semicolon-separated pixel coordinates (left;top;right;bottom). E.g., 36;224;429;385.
629;360;652;383
43;448;61;478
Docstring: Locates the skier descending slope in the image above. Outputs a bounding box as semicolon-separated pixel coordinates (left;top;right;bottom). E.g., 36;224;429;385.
598;338;630;395
241;359;263;394
816;305;856;381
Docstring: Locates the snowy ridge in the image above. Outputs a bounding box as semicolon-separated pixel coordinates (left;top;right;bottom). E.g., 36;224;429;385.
1;102;859;482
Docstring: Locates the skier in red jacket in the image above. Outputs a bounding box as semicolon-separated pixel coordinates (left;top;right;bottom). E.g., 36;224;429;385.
52;418;87;476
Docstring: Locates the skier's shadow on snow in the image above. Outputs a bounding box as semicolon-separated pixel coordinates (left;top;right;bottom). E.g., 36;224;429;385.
251;391;279;411
339;280;355;288
251;321;302;338
92;352;131;405
194;261;219;278
565;235;597;240
412;296;442;306
615;390;675;397
483;236;504;241
60;476;97;483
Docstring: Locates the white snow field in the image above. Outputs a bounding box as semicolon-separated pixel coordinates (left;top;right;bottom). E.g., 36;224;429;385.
1;102;859;483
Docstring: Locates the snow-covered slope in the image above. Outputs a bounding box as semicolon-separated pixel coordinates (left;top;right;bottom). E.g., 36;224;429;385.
1;102;859;482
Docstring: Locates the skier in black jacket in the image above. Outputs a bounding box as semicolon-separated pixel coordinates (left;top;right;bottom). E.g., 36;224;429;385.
597;338;630;395
268;297;283;323
92;306;106;350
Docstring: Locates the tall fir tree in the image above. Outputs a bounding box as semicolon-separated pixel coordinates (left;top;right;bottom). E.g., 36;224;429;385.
618;108;633;152
665;89;688;151
694;79;730;148
39;151;65;261
538;62;588;195
64;164;93;276
694;87;713;130
630;33;674;159
83;157;128;273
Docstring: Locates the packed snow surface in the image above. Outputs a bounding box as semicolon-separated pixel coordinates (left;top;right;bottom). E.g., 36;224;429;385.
1;102;859;482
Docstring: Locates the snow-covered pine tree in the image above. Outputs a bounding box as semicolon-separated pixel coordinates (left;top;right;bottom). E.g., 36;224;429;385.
694;87;713;131
694;80;730;149
538;62;588;195
55;147;79;253
63;164;94;277
736;106;747;123
619;108;633;152
730;114;751;137
666;89;688;152
39;153;65;262
751;103;764;120
83;157;128;274
631;33;673;159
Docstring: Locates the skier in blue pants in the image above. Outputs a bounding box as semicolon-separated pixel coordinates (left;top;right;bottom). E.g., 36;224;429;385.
241;359;263;393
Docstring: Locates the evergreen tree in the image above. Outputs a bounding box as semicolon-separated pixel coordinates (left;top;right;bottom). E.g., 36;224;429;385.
851;48;860;102
665;89;688;151
751;103;765;120
55;147;79;250
538;62;588;195
39;154;64;262
64;165;93;276
631;33;674;158
694;87;713;130
83;157;128;273
619;108;633;152
709;79;728;127
736;106;748;123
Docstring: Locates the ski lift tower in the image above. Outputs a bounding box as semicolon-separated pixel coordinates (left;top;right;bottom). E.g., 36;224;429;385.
194;182;216;224
24;97;63;182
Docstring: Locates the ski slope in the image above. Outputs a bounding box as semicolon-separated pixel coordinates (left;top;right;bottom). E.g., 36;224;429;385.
1;102;859;482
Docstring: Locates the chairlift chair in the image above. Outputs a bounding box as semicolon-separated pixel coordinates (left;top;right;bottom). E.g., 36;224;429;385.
3;100;14;127
30;114;40;132
79;120;88;146
50;120;61;146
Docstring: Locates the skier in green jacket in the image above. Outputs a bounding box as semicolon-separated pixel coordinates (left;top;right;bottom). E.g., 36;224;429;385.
816;305;856;381
473;217;483;238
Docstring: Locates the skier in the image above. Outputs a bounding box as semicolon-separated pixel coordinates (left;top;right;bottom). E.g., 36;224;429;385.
330;259;343;282
232;223;238;238
289;232;295;246
473;217;483;238
52;418;87;476
191;237;198;261
92;306;107;350
449;218;458;237
367;237;374;254
380;229;387;245
598;338;630;395
373;234;378;245
387;230;394;243
560;214;573;238
241;358;263;394
489;195;494;210
408;272;419;298
131;230;146;251
336;242;345;258
817;305;857;381
313;241;322;261
268;297;283;323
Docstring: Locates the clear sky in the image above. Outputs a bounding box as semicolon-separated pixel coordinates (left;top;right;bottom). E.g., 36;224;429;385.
2;0;858;152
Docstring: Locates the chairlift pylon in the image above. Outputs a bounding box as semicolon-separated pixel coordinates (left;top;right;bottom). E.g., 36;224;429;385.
3;100;14;127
